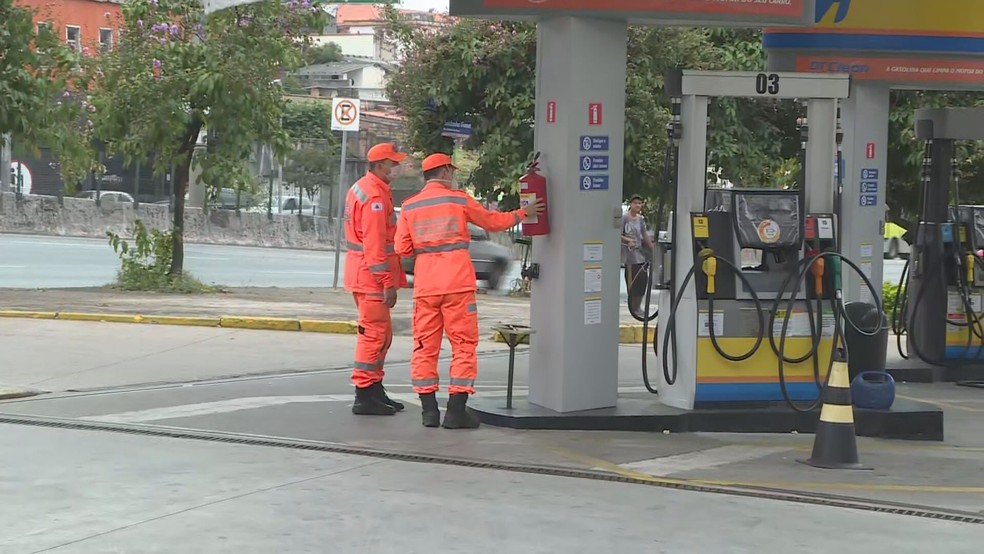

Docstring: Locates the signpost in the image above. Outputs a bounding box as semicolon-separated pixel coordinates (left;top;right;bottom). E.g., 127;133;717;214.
331;97;361;289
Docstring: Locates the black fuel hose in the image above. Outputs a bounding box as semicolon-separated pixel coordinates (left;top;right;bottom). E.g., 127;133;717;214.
776;251;884;413
705;255;767;362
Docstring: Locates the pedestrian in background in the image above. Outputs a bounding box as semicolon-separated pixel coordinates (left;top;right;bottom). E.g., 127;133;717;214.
395;153;544;429
343;142;409;416
622;194;654;316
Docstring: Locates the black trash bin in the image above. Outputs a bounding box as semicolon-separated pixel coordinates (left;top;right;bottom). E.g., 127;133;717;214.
842;301;889;381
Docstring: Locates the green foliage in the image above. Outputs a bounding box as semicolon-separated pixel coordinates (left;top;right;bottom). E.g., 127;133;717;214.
883;281;901;321
107;220;217;293
282;101;339;200
91;0;326;276
0;0;100;186
282;100;336;141
383;14;804;208
303;42;343;65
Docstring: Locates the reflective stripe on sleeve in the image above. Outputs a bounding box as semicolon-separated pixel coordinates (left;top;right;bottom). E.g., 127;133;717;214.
350;184;369;203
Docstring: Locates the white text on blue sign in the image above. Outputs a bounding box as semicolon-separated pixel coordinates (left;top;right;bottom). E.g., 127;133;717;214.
580;136;609;152
860;181;879;193
580;155;609;172
859;194;878;207
580;175;609;191
861;168;879;180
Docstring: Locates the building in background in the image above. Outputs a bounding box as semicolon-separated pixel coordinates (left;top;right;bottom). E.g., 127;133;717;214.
17;0;123;55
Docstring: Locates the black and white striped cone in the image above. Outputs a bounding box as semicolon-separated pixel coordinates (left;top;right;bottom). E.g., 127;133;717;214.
799;361;872;470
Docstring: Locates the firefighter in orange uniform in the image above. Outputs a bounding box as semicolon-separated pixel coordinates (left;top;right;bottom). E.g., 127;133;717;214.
395;153;544;428
344;143;409;416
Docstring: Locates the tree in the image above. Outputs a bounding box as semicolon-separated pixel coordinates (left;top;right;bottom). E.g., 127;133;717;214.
281;100;339;201
0;0;99;186
91;0;325;278
384;13;795;209
303;42;343;65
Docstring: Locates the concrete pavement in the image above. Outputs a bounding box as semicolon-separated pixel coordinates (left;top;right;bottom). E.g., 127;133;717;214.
1;318;982;528
7;425;981;554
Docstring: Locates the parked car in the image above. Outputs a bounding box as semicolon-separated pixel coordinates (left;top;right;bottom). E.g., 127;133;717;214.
394;208;514;290
76;190;136;204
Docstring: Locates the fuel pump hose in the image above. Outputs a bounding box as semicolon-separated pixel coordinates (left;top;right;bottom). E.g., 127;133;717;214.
776;251;884;413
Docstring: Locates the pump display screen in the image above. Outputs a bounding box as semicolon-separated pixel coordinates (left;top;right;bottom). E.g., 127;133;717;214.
732;191;801;249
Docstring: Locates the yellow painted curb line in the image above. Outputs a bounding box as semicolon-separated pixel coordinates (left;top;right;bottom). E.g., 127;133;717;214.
0;310;58;320
219;316;301;332
140;315;222;327
492;325;656;345
0;386;40;400
300;320;358;334
0;310;361;335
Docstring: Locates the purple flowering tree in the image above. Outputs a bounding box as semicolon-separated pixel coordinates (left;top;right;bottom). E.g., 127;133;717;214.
91;0;325;278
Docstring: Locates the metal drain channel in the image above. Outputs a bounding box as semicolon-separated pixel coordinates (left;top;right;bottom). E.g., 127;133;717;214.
2;412;982;526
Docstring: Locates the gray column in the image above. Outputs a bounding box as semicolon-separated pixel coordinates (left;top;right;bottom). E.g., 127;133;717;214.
527;17;627;413
804;99;837;214
839;83;890;304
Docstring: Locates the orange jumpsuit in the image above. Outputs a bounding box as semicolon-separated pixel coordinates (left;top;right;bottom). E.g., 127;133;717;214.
394;182;526;395
343;172;407;389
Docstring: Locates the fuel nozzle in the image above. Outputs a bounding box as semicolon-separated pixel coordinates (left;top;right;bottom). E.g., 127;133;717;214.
808;249;825;295
967;252;975;285
830;255;842;293
699;247;716;295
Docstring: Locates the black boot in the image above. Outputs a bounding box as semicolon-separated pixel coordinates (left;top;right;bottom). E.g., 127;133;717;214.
442;393;480;429
419;392;441;428
352;384;396;416
378;383;405;412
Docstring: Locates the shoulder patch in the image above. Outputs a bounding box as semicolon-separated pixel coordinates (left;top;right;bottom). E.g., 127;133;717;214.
370;201;384;212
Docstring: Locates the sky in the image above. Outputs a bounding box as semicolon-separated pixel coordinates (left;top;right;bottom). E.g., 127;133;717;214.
396;0;450;12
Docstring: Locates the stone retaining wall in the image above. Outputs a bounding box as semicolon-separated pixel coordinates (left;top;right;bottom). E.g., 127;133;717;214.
0;193;338;249
0;192;524;255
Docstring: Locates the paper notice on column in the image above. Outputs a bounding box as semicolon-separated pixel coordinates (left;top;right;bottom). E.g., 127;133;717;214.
859;261;873;304
583;265;602;293
584;296;602;326
583;242;603;262
860;243;873;259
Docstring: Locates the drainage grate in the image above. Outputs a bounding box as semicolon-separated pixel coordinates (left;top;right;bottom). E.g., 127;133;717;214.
1;412;981;525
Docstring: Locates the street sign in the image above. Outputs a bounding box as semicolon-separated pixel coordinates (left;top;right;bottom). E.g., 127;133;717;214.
588;103;603;126
580;136;609;152
441;121;473;139
331;97;360;132
580;175;609;191
580;155;609;172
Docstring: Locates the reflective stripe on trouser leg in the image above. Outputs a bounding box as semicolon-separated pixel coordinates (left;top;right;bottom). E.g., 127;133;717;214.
410;294;444;394
443;291;479;395
352;293;391;389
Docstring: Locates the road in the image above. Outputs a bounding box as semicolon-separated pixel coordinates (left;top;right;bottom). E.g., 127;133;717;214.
0;233;906;291
2;319;981;551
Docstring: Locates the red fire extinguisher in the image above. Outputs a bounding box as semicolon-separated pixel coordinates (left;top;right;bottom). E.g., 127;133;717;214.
519;152;549;236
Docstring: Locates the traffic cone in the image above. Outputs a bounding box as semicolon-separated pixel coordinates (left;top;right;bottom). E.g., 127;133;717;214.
799;361;872;470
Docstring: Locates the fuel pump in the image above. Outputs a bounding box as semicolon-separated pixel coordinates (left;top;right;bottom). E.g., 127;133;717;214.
646;69;885;412
893;108;984;373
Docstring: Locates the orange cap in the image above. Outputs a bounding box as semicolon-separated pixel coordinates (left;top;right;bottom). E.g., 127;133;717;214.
421;153;457;173
367;143;407;163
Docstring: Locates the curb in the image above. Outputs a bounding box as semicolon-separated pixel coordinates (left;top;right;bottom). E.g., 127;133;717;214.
0;309;653;344
0;386;41;401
